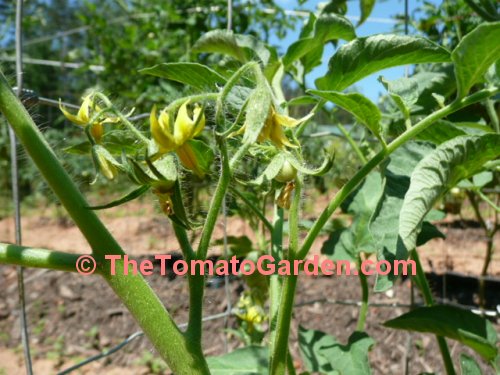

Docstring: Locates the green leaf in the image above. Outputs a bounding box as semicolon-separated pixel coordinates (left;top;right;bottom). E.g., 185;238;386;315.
379;76;419;118
322;172;383;261
369;142;439;291
309;90;382;139
242;77;272;144
283;13;356;67
235;34;277;67
193;30;246;62
452;22;500;98
140;63;226;91
412;67;457;112
299;327;374;374
63;141;91;155
399;134;500;253
285;96;319;107
213;235;254;257
252;153;286;185
384;305;498;361
207;346;268;375
185;139;215;177
460;354;482;375
87;185;151;210
416;120;467;144
316;35;450;91
358;0;376;26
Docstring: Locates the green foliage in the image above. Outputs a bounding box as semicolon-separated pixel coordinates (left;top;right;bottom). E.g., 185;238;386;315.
207;346;268;375
384;305;498;361
399;134;500;253
460;354;482;375
140;63;227;91
309;90;382;140
316;35;450;91
299;327;374;374
452;22;500;98
283;12;356;68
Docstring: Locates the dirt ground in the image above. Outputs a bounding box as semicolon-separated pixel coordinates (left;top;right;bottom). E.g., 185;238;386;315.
0;201;498;374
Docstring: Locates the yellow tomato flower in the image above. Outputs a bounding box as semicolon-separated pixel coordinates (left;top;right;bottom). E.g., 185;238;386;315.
234;106;312;149
150;101;206;177
59;95;119;143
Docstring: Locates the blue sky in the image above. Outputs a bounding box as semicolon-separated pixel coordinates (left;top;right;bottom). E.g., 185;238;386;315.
271;0;442;101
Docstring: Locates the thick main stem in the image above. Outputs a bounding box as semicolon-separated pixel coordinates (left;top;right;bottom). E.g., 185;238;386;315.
0;72;209;375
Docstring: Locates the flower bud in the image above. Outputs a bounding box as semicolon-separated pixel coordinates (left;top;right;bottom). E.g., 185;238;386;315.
275;160;297;183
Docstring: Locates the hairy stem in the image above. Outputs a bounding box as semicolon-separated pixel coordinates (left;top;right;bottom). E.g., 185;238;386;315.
356;256;369;332
269;197;284;358
269;179;302;375
0;72;210;374
411;250;456;375
337;123;368;164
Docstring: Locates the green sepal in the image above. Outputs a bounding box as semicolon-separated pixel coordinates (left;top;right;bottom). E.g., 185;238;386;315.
87;185;151;210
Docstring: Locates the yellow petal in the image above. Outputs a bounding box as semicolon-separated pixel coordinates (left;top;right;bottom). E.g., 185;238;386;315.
90;123;104;143
192;105;206;137
59;100;86;126
228;124;246;139
150;106;175;152
173;101;194;145
96;152;118;180
258;117;273;143
274;113;300;127
269;121;297;149
78;95;92;123
176;143;204;178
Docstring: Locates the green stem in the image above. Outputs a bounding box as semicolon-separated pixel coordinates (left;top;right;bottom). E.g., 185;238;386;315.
172;222;196;262
269;179;302;375
356;256;369;332
229;185;273;231
197;139;231;260
466;191;497;308
337;123;368;164
269;198;284;356
286;351;297;375
485;99;499;133
288;178;302;256
297;87;499;260
216;62;257;125
166;92;219;112
93;92;149;144
269;274;298;375
172;222;205;343
0;243;83;273
412;250;456;375
0;71;209;374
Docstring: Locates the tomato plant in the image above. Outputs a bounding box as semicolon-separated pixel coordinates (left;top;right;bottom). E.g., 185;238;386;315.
0;4;499;375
